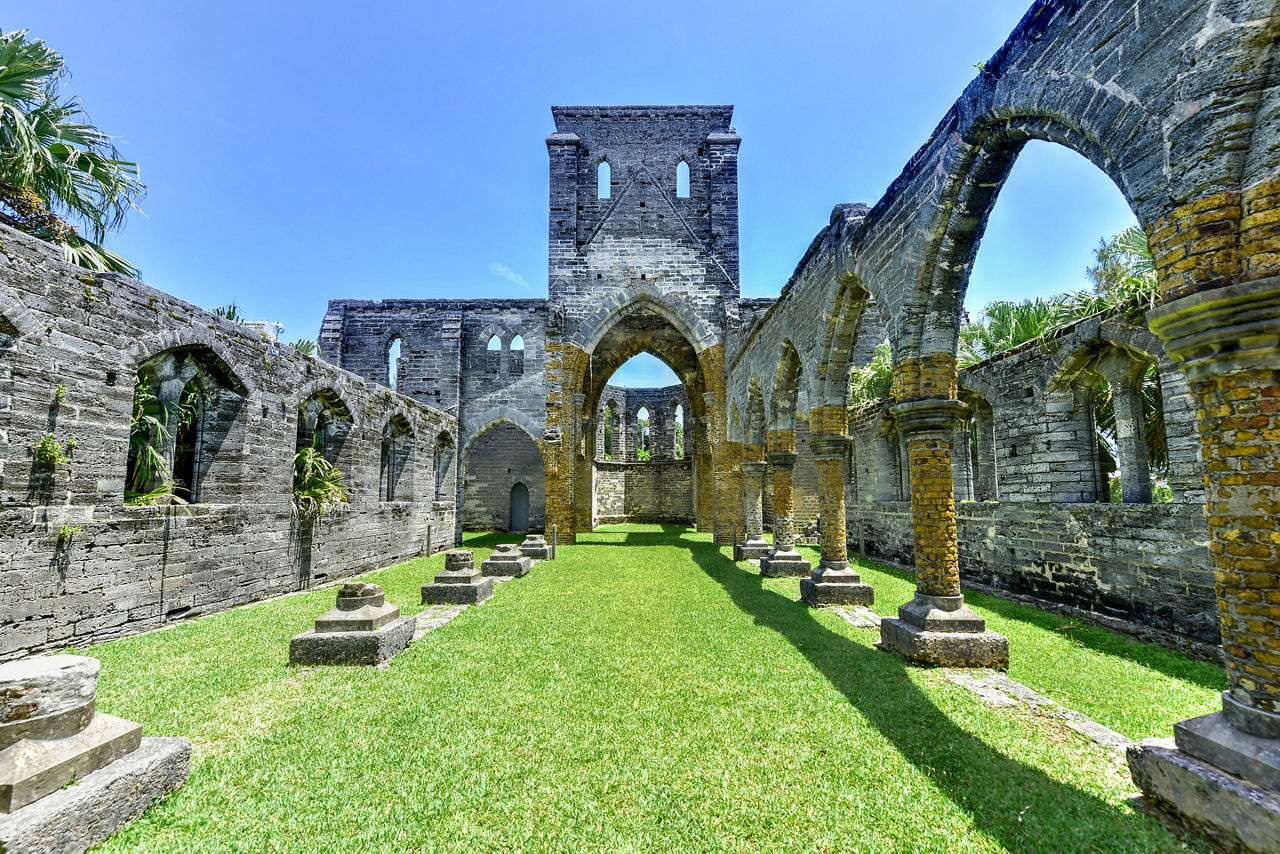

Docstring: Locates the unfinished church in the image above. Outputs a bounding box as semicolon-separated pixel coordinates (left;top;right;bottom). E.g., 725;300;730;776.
0;0;1278;846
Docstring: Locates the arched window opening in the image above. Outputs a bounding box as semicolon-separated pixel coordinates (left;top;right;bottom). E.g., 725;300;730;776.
673;403;685;460
486;334;501;375
964;395;999;501
380;416;414;502
510;334;525;377
434;432;455;501
598;161;611;199
676;160;690;198
603;401;616;459
126;348;244;506
636;405;651;461
387;337;402;392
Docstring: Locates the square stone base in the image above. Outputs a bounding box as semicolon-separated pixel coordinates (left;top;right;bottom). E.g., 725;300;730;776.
1;713;142;813
520;546;552;561
1175;709;1280;792
1129;737;1280;853
759;554;811;577
0;736;190;854
879;618;1010;669
800;578;874;606
422;578;494;605
738;539;772;560
481;557;532;578
289;615;416;666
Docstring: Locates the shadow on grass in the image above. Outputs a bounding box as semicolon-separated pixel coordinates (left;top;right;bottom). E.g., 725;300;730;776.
678;537;1166;850
461;531;526;548
856;554;1225;692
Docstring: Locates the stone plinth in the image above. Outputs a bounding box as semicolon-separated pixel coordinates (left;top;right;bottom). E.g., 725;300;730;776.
289;583;415;666
738;534;771;561
422;550;493;605
0;655;189;852
800;560;874;607
519;534;552;561
759;547;811;577
879;594;1009;669
481;544;533;577
1129;737;1280;853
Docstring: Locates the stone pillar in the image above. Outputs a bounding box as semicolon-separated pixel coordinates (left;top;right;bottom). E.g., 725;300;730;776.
1128;277;1280;845
951;418;973;502
738;451;770;559
800;435;874;606
759;435;811;577
1098;352;1153;503
879;399;1009;668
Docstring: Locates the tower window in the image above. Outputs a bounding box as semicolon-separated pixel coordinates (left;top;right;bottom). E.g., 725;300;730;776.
676;160;690;198
598;161;611;199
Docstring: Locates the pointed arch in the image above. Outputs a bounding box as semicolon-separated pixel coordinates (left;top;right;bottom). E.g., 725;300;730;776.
771;340;804;431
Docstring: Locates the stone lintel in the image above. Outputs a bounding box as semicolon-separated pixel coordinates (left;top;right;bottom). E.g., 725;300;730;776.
0;736;191;854
289;614;416;667
0;713;142;814
879;619;1009;669
1147;275;1280;378
889;399;968;438
1129;737;1280;854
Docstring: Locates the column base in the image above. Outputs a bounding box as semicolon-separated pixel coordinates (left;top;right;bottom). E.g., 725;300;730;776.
1174;699;1280;792
288;615;416;667
879;594;1008;668
421;578;494;605
800;560;874;607
738;535;771;561
759;548;811;577
1129;736;1280;854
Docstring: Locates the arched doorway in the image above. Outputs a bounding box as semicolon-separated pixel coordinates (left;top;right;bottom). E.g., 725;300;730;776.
509;482;530;532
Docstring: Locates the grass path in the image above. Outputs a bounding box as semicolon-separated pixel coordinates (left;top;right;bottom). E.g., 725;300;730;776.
87;525;1220;852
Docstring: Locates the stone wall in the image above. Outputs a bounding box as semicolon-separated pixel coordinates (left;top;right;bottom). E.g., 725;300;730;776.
0;226;457;661
462;421;545;531
593;460;694;524
845;314;1216;646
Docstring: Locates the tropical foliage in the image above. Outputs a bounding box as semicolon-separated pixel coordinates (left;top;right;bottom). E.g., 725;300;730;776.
0;31;144;275
213;302;246;323
292;445;349;518
290;338;317;355
125;376;193;505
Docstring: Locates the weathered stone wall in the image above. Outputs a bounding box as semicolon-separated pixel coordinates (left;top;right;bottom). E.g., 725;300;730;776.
594;383;691;462
845;314;1215;645
461;421;545;531
592;460;694;524
0;226;457;661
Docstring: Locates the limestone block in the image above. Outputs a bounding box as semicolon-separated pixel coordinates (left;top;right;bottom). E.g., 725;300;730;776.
759;549;811;578
481;544;533;578
519;534;552;561
314;583;400;633
0;656;99;749
0;712;141;813
0;736;190;854
1129;737;1280;854
421;578;493;605
879;618;1010;669
289;615;416;666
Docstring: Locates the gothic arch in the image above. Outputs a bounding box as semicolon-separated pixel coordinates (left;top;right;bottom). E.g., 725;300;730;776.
124;328;251;396
575;292;719;355
770;340;805;431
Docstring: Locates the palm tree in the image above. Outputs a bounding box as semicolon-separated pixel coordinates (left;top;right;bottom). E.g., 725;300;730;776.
0;31;145;275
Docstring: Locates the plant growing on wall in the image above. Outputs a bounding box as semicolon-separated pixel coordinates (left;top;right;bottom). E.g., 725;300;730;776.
290;338;317;355
292;445;349;518
125;375;192;505
31;431;67;465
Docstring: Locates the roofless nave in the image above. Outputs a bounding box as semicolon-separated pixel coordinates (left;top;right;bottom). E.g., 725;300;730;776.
1;0;1279;848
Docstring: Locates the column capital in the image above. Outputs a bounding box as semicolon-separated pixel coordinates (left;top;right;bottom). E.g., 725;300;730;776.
890;399;968;438
808;435;850;460
766;451;797;469
741;460;768;475
1147;275;1280;380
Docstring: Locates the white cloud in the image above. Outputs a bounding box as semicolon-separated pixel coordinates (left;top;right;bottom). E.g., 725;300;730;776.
491;262;529;289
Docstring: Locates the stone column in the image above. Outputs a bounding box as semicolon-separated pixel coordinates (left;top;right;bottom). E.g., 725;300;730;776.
1129;278;1280;840
879;399;1009;668
738;449;770;559
800;435;873;606
759;435;811;577
1098;352;1152;503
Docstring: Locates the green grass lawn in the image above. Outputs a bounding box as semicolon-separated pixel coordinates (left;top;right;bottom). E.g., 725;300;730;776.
85;524;1221;852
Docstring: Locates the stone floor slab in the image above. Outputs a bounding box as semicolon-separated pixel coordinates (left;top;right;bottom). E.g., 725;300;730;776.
413;606;467;640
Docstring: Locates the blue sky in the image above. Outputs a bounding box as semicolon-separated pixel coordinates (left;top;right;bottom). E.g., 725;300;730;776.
18;1;1137;389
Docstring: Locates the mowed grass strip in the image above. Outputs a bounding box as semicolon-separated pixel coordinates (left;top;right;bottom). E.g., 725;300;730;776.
87;525;1214;852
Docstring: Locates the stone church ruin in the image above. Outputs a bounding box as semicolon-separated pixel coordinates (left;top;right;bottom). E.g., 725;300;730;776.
2;0;1280;847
